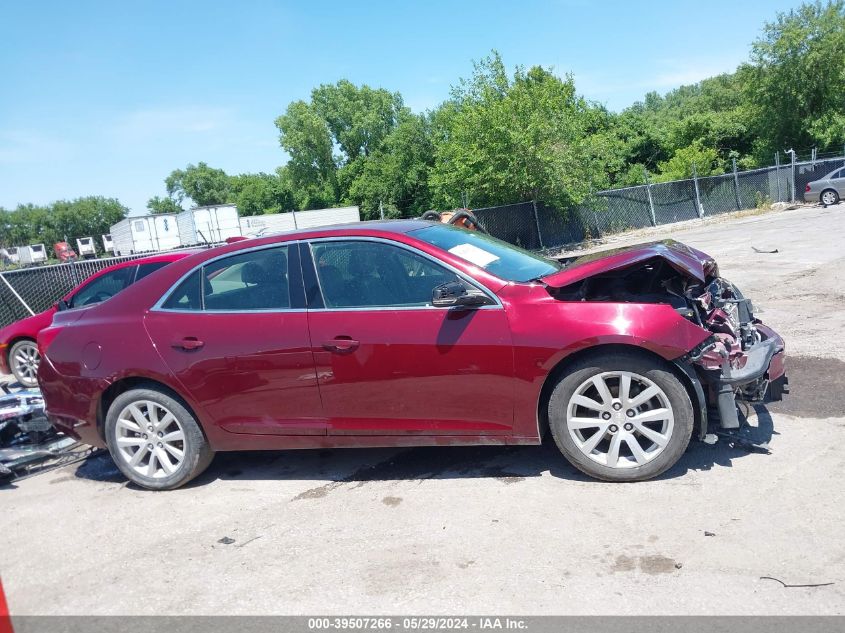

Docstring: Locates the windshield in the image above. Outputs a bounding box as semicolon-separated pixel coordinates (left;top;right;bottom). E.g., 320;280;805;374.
411;224;561;282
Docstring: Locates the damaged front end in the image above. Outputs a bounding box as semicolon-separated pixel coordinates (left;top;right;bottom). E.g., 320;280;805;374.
544;240;787;436
686;277;786;430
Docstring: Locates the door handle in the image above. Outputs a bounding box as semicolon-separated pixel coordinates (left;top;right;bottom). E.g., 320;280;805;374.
322;336;360;354
173;337;204;351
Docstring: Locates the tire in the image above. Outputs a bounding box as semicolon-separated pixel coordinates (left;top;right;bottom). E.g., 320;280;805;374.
547;351;693;482
9;339;40;388
105;386;214;490
821;189;840;206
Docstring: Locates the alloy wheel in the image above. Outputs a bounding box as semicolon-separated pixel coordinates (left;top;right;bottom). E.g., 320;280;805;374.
114;400;186;479
11;341;40;386
821;190;837;205
566;371;674;469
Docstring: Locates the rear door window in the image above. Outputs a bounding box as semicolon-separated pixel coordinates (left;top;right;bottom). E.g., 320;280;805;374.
160;246;292;311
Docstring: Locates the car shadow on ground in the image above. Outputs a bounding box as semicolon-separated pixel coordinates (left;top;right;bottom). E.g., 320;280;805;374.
72;403;778;489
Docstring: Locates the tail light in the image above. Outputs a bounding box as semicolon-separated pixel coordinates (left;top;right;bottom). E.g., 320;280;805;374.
805;184;811;192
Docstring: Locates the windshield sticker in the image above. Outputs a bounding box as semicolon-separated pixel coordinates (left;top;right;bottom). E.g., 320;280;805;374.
448;243;500;267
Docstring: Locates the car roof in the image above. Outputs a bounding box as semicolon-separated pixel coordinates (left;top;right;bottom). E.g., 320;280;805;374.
252;218;430;240
199;219;434;257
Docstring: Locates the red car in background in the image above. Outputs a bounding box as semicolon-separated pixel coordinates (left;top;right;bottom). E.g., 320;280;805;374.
37;221;786;490
0;251;193;387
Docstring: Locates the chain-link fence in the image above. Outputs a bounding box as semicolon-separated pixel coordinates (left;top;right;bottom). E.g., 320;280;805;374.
474;155;845;252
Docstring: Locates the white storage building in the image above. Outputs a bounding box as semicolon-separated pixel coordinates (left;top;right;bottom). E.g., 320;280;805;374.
176;204;241;245
239;206;360;237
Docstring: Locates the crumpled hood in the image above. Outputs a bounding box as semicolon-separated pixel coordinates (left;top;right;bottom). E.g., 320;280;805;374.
541;239;718;288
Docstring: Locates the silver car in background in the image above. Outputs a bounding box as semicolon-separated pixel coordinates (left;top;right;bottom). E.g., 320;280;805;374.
804;165;844;205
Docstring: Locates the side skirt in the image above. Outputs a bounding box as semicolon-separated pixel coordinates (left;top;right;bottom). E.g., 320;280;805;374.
210;434;542;452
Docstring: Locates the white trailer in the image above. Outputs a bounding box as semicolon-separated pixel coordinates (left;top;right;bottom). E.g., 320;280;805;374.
18;244;47;266
76;237;97;259
109;213;181;256
102;234;114;253
0;247;20;265
148;214;181;251
177;204;241;245
238;205;360;236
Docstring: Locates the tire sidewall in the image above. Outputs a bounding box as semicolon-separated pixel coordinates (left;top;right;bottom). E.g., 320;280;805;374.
822;189;839;205
548;353;694;482
105;387;211;490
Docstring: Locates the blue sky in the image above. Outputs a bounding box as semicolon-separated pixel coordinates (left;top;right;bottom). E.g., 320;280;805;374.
1;0;799;215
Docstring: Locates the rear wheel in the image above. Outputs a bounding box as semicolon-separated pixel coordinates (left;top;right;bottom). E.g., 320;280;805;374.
821;189;839;206
105;386;214;490
548;352;693;482
10;339;40;387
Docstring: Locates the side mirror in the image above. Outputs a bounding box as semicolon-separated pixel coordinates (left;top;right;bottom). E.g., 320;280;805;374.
432;280;490;308
56;299;70;312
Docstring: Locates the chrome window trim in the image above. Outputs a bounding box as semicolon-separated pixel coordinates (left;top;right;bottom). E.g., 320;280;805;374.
150;241;300;313
305;236;503;311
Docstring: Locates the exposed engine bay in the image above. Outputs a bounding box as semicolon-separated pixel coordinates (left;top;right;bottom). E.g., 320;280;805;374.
549;254;787;433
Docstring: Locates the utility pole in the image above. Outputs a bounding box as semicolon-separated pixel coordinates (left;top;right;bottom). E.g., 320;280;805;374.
775;152;781;202
692;162;703;218
379;200;385;220
785;148;797;203
643;167;656;226
531;200;545;250
732;157;742;210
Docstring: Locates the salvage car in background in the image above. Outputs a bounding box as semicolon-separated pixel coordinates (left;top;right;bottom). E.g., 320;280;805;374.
0;251;194;387
37;221;787;490
804;165;845;205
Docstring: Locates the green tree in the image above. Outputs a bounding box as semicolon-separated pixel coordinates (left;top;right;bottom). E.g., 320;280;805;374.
346;113;435;218
654;140;724;181
0;197;128;254
147;195;183;214
275;101;338;210
741;0;845;157
229;172;295;216
430;52;609;210
274;80;411;212
165;162;232;207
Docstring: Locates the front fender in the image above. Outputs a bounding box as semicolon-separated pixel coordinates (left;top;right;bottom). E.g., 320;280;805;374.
500;284;711;438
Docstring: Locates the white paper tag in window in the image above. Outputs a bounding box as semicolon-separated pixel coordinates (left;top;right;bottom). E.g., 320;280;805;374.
448;243;500;267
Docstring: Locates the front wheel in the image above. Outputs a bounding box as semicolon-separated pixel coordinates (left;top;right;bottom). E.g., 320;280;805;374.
548;352;693;482
105;386;214;490
10;339;40;387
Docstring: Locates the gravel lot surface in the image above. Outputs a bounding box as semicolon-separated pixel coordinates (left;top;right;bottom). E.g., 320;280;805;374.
2;203;844;615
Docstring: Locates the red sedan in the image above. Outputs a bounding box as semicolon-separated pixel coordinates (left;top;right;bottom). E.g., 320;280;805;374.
37;221;786;489
0;251;193;387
